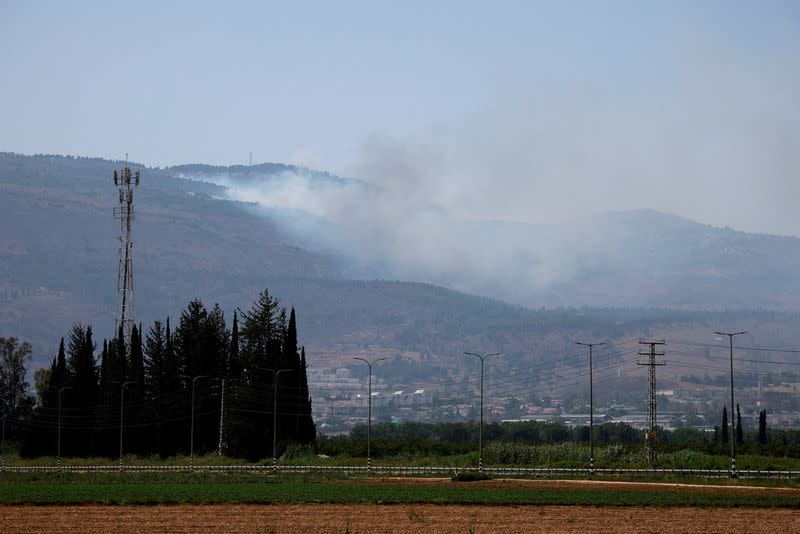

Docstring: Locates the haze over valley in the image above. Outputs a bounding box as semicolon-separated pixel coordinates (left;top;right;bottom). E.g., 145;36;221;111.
2;2;799;435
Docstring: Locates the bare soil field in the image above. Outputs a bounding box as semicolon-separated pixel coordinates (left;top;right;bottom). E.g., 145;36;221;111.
2;503;799;533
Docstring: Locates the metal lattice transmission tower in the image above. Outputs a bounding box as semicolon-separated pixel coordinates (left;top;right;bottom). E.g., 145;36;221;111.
113;165;140;357
637;339;666;464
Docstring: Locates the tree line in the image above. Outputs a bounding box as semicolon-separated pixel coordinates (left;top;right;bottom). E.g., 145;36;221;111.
713;405;769;445
19;288;315;460
318;419;800;460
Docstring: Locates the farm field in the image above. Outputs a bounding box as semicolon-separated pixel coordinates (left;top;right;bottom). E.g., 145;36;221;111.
2;470;800;533
2;503;800;533
2;472;799;507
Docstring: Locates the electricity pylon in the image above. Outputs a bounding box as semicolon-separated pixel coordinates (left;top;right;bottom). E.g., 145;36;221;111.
637;339;666;464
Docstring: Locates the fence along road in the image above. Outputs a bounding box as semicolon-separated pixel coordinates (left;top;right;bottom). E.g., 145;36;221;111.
3;464;800;479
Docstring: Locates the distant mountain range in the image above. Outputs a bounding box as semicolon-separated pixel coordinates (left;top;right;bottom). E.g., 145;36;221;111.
2;152;800;376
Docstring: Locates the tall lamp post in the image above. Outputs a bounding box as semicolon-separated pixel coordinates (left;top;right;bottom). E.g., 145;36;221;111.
257;367;294;466
1;400;6;472
464;351;502;471
715;330;747;477
57;386;73;470
354;357;387;469
187;375;208;469
111;381;135;470
577;341;605;472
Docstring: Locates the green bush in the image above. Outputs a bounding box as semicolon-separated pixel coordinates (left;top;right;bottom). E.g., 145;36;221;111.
451;471;492;482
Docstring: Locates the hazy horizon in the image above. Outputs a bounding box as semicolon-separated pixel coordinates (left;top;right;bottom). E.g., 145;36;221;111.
3;1;799;236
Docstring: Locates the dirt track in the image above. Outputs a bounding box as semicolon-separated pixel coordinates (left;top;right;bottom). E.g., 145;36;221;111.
351;476;800;495
2;503;800;533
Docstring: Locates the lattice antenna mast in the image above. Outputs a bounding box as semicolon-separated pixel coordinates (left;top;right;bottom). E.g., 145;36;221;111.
637;339;666;464
113;164;140;357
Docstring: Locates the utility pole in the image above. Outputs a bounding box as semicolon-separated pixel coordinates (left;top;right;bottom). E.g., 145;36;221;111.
715;330;747;478
217;378;226;456
354;357;387;469
576;342;604;473
637;339;666;464
112;381;135;471
57;386;73;470
464;351;502;471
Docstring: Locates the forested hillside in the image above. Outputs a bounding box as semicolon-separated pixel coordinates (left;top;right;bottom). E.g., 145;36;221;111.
3;152;800;384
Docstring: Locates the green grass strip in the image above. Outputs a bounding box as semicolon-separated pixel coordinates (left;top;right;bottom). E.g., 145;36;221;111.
0;482;798;508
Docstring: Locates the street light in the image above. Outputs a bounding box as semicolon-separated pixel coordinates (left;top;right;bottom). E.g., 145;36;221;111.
256;367;294;466
577;341;605;472
464;351;502;471
1;400;6;472
354;357;387;469
57;386;73;470
185;375;208;469
111;381;135;470
715;330;747;477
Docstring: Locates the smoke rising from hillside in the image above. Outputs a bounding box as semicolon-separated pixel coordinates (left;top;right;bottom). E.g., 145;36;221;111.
185;25;800;305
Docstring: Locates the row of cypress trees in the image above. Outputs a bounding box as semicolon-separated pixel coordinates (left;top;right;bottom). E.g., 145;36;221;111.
21;289;315;460
715;404;768;444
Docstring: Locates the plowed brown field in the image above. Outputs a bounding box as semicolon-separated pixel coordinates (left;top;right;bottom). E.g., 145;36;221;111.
3;479;800;533
2;503;799;533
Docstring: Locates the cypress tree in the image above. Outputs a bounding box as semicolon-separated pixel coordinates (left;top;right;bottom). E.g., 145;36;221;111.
721;406;729;443
174;299;208;379
128;324;146;454
298;346;315;446
99;340;108;385
66;324;98;456
161;316;184;457
227;311;241;379
45;357;57;407
200;303;228;453
758;410;767;444
230;289;283;460
144;321;167;456
45;338;67;408
735;404;744;445
94;338;117;457
144;321;166;401
284;308;300;440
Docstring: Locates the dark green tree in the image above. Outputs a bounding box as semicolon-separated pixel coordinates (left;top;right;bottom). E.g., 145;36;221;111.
758;410;767;444
229;289;284;460
160;316;184;457
735;404;743;445
144;321;167;402
297;345;315;445
0;337;35;441
720;406;729;444
65;324;98;456
227;311;241;379
128;324;147;454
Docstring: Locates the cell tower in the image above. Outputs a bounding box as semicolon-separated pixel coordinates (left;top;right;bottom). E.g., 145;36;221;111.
113;163;140;356
637;339;666;464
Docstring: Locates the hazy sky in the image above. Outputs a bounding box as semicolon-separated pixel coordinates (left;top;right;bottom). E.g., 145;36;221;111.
2;1;799;234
